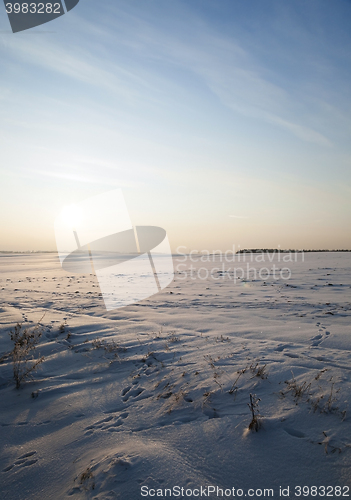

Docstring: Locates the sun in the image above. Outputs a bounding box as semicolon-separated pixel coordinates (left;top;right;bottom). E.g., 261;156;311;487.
58;203;83;230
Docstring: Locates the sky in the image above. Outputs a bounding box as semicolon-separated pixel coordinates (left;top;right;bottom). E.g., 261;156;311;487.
0;0;350;252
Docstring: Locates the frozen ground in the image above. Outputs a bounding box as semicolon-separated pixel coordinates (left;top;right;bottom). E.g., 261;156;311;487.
0;252;350;499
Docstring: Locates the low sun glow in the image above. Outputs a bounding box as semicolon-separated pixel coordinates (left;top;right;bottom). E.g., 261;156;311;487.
59;203;83;230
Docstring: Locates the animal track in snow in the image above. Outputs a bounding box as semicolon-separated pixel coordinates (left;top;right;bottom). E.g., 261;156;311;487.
284;428;306;439
310;323;331;346
2;451;37;472
274;344;292;352
284;352;300;359
122;386;145;402
84;412;129;435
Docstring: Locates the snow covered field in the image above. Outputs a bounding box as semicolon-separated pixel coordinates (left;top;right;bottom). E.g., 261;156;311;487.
0;252;350;499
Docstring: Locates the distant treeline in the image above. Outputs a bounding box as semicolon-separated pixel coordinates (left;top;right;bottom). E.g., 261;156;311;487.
0;251;56;254
237;249;351;254
1;249;350;255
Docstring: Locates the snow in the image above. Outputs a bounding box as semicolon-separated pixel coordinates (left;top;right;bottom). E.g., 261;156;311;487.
0;252;350;499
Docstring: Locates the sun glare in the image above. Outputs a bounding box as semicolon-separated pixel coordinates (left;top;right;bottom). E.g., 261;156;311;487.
59;204;83;230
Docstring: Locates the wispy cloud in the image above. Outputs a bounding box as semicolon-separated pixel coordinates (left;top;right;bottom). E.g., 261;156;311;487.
150;33;335;146
2;1;348;148
93;2;344;146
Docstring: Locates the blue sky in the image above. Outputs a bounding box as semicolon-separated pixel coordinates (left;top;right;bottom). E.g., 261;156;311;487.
0;0;350;251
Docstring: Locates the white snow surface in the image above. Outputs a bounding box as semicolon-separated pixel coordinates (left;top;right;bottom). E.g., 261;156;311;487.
0;252;350;499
